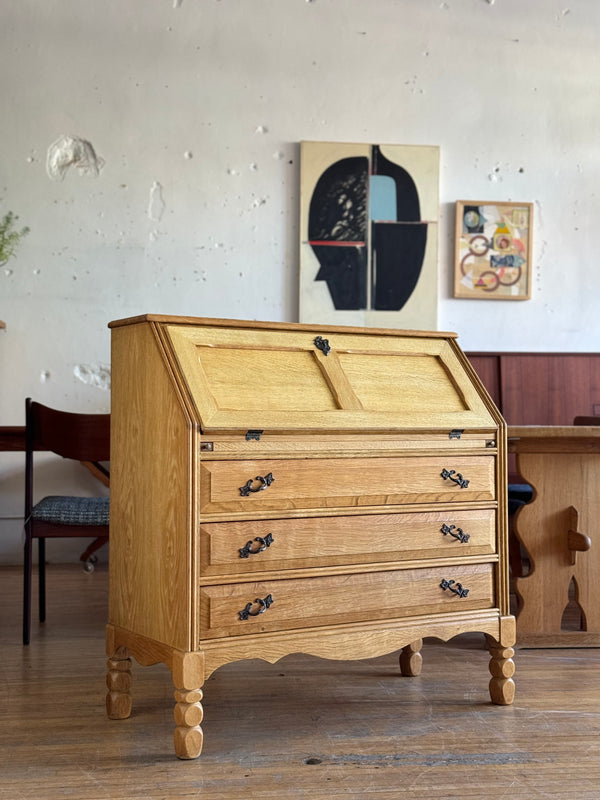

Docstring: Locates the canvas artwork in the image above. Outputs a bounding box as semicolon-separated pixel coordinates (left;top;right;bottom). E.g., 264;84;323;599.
299;141;440;329
454;201;533;300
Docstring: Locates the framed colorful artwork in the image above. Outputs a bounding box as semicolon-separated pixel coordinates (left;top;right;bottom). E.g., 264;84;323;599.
299;141;440;329
454;200;533;300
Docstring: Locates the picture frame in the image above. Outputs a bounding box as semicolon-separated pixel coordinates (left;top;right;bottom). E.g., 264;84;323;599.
299;140;440;329
453;200;533;300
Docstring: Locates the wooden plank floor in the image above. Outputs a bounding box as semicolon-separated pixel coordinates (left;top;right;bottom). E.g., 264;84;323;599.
1;565;600;799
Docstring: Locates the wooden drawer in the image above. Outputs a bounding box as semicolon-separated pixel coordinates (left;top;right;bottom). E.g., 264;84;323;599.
199;563;495;639
199;455;495;515
200;508;497;577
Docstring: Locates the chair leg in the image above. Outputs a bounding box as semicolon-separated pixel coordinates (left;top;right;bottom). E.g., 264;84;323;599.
38;538;46;623
23;530;33;645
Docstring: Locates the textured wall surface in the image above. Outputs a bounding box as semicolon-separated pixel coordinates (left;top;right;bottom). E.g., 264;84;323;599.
1;0;599;562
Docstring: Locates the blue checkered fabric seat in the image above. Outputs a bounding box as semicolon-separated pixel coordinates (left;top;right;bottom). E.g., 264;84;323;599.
31;496;109;526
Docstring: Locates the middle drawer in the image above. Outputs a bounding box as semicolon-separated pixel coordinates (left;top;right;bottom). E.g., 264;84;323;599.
199;455;495;515
200;508;497;578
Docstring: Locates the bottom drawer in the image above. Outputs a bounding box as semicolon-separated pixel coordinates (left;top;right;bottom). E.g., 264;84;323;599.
199;563;495;639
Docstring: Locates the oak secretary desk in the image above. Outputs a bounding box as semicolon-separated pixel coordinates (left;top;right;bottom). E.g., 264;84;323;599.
106;315;515;759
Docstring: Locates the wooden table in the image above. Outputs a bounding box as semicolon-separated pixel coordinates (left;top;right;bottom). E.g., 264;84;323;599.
0;426;26;451
1;322;24;449
508;425;600;646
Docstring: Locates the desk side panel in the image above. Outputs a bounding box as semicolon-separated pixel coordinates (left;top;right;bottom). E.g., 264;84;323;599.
451;341;510;617
109;323;194;651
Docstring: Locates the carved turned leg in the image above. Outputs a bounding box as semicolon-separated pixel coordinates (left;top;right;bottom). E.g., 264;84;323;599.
174;688;204;759
486;636;516;705
399;639;423;676
106;646;132;719
171;650;205;760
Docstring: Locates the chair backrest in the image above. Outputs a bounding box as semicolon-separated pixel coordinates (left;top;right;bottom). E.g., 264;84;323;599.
26;398;110;461
25;398;111;517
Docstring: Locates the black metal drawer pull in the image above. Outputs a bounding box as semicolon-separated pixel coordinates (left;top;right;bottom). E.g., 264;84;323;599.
239;533;274;558
239;594;274;620
440;579;469;598
441;523;470;544
239;472;275;496
441;468;470;489
314;336;331;355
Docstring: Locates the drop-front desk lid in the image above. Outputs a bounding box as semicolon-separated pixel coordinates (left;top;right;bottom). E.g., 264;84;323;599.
110;315;498;434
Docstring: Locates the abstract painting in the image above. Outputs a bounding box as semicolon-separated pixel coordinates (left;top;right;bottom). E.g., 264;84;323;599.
299;141;439;329
454;200;533;300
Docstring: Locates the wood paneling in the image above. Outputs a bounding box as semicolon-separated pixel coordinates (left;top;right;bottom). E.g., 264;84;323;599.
501;354;600;425
467;352;600;426
465;354;501;409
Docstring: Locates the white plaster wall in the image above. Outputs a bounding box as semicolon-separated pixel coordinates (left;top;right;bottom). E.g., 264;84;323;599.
1;0;599;563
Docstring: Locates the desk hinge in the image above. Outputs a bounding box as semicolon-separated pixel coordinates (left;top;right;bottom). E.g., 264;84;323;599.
245;430;263;441
200;441;214;452
449;429;464;440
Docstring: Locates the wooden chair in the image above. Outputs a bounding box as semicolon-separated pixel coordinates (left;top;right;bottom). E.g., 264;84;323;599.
23;398;110;644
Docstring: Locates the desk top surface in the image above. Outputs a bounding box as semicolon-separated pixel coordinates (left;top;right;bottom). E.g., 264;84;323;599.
0;426;25;451
508;425;600;454
509;425;600;438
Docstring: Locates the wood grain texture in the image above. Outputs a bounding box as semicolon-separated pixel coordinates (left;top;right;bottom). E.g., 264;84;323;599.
456;342;511;616
109;323;194;651
198;611;513;678
466;352;600;426
199;563;495;639
510;433;600;645
108;316;512;759
22;566;596;798
109;312;458;338
6;566;600;798
500;353;600;425
165;323;495;433
200;431;497;458
466;354;501;408
200;508;497;577
399;639;423;676
508;425;600;453
200;455;496;515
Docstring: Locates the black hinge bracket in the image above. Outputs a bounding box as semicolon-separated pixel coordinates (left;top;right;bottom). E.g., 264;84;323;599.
245;430;263;441
449;429;464;440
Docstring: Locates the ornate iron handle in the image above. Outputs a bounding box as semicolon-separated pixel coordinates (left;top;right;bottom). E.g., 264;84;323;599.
440;578;469;598
441;523;470;544
239;594;274;620
441;468;470;489
239;472;275;496
239;533;274;558
314;336;331;356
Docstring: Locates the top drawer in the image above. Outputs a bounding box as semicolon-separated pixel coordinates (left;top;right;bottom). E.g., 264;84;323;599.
199;455;495;515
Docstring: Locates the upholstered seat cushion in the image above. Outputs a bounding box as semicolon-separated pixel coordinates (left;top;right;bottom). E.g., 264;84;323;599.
31;496;109;526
